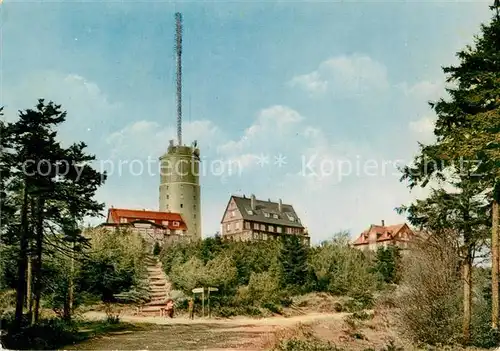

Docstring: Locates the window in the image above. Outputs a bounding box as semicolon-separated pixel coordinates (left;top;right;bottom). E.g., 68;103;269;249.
162;220;168;225
235;222;240;230
269;225;274;232
273;214;278;219
194;204;196;210
120;218;127;223
253;223;259;230
180;204;183;208
277;226;282;233
245;222;251;229
231;210;236;218
180;194;184;199
260;224;265;231
286;213;295;222
166;195;169;199
264;212;270;218
227;223;231;231
286;227;293;234
173;221;179;227
246;209;253;215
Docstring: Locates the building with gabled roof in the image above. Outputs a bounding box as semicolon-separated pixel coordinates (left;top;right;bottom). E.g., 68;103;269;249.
352;220;415;251
98;207;190;246
220;194;310;245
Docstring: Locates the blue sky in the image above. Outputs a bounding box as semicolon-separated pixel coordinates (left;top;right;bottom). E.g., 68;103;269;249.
1;0;494;243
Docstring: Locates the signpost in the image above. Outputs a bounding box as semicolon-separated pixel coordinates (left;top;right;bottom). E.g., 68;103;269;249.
192;287;204;317
207;287;218;318
191;287;218;318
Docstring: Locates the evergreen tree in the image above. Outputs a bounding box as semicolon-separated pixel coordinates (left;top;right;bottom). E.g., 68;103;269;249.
374;246;401;284
280;235;308;290
1;100;106;325
400;4;499;343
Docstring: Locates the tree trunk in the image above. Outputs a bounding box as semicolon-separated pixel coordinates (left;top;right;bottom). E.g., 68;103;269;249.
493;200;499;330
14;185;29;328
66;241;75;321
26;251;32;317
463;252;472;345
32;197;44;325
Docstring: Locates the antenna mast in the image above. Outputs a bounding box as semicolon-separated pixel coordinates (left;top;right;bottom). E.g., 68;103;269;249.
175;12;183;146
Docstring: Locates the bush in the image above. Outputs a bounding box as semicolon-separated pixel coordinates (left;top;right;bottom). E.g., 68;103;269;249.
393;236;463;345
352;311;372;321
1;318;80;350
275;338;343;351
308;234;379;297
263;302;283;315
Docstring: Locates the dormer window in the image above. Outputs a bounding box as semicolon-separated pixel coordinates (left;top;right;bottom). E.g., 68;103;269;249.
173;221;179;227
273;214;278;219
246;209;253;215
264;212;270;218
162;220;168;226
120;218;127;223
286;213;295;221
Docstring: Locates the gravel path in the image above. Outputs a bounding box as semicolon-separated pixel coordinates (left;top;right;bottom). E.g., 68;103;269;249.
66;311;347;350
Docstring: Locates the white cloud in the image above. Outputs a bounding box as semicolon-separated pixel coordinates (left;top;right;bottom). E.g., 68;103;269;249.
288;54;390;97
106;119;221;160
288;71;328;95
213;104;418;242
217;105;303;157
3;71;121;152
399;79;445;101
409;115;436;144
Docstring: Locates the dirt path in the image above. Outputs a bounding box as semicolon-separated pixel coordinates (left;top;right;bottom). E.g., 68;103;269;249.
66;311;347;350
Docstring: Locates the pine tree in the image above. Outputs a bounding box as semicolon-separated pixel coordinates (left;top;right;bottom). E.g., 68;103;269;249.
400;3;500;342
280;235;308;291
1;100;106;325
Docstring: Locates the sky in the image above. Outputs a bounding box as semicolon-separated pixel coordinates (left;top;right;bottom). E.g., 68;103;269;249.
0;0;494;244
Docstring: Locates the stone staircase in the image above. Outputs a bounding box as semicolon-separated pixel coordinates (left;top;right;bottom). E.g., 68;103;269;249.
136;255;172;317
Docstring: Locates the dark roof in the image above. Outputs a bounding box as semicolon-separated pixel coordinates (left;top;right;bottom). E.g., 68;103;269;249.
230;195;304;228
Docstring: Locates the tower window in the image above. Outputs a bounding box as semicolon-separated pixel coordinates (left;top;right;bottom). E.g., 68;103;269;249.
166;195;169;199
181;194;184;199
180;204;183;208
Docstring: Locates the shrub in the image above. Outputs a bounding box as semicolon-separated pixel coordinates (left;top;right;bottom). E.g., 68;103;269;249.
1;318;80;350
308;235;378;297
352;311;372;321
393;236;462;345
263;302;283;315
216;306;239;318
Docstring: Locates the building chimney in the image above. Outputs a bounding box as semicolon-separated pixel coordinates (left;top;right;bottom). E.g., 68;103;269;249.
381;220;385;226
250;194;256;210
278;199;283;212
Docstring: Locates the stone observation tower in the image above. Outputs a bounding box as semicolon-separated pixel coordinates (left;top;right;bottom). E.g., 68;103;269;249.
159;13;202;240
